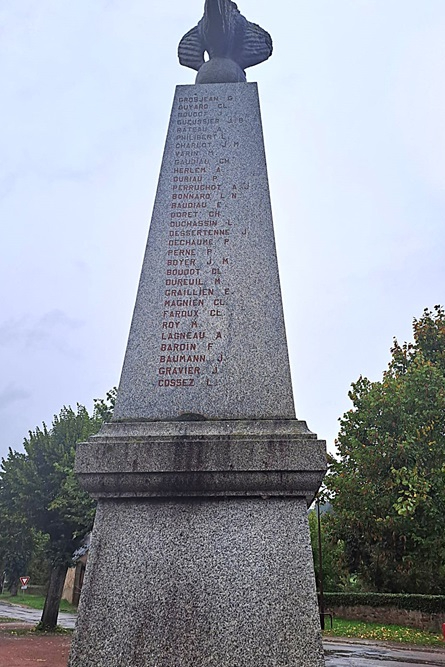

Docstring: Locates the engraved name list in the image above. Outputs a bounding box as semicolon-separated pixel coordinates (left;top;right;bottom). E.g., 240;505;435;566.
157;93;249;390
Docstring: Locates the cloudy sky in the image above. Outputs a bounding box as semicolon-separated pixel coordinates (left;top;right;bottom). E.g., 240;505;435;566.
1;1;445;461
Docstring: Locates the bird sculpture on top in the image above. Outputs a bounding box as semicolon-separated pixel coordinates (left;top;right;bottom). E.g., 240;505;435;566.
178;0;273;83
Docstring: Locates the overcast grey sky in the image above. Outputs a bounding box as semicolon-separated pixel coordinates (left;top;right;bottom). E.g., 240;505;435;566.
1;1;445;461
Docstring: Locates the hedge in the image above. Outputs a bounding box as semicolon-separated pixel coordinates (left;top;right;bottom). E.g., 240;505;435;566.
324;592;445;615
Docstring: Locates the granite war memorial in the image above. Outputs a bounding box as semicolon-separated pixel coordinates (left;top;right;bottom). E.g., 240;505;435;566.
69;1;327;665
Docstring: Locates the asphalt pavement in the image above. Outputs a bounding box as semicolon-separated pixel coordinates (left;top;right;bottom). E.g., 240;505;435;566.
324;639;445;666
1;601;445;665
0;600;76;629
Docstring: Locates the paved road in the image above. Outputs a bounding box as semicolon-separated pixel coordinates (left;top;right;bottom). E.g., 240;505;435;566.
1;602;445;665
324;639;445;666
0;601;76;629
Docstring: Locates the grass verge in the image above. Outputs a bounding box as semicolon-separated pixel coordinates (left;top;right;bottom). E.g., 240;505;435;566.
324;617;445;647
0;592;76;614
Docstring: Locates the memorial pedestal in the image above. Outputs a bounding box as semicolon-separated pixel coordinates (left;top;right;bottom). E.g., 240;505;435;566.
69;419;326;667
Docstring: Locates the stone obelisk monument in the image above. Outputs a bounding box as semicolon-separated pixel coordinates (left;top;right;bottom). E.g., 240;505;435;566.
69;2;326;666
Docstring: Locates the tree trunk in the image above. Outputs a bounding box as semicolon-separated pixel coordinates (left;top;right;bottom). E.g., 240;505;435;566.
9;579;18;596
39;563;69;630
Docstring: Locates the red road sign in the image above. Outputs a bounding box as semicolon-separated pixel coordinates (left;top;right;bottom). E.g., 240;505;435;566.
20;576;30;587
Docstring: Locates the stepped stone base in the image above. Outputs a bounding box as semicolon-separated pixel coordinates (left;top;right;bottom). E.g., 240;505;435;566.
76;419;326;502
68;419;326;667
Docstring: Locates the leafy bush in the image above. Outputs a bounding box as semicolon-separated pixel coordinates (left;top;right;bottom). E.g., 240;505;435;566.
325;592;445;614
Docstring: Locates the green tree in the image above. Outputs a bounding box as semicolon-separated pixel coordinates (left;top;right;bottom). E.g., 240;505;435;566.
327;306;445;593
93;386;117;422
0;391;115;628
0;450;35;595
308;502;349;593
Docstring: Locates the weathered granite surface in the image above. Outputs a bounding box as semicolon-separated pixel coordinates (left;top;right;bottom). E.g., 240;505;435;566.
70;79;326;667
69;497;325;667
112;83;295;423
76;419;326;503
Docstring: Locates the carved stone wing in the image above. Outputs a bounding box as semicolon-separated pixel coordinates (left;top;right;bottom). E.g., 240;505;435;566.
236;21;273;70
178;25;205;72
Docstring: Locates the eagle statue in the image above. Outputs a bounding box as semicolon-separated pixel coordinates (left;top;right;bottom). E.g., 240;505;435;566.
178;0;273;83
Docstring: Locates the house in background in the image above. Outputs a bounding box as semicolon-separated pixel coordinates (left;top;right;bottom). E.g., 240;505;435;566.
62;536;90;607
